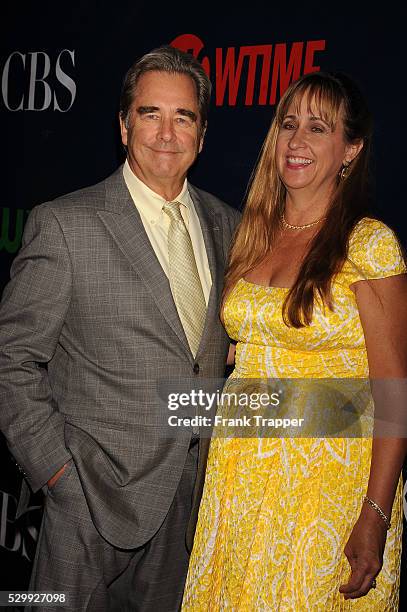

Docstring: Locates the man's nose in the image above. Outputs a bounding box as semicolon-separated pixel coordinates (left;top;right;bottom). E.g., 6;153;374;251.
157;117;175;142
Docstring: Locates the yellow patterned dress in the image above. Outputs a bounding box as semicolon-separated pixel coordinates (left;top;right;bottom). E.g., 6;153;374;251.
182;218;406;611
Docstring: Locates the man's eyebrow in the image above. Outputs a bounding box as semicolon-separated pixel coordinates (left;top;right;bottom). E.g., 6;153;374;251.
136;106;160;115
135;106;197;122
176;108;197;122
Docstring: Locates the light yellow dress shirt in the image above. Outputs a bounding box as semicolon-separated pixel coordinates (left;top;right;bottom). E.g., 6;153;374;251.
122;160;212;304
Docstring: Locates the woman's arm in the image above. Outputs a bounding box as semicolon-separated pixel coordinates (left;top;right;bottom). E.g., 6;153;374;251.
226;343;236;366
339;273;407;600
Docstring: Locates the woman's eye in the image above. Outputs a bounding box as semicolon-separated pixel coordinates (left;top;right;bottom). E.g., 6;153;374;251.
311;125;325;133
145;114;159;120
282;122;295;130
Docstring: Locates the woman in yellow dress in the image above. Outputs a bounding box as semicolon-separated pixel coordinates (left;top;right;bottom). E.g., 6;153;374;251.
182;72;407;610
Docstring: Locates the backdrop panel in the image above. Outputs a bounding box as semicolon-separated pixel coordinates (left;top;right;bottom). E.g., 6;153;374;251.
1;1;405;604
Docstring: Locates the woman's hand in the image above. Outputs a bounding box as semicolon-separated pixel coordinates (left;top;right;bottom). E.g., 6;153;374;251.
339;504;387;599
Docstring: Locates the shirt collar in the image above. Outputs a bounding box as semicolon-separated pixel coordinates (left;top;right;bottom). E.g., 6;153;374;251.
123;160;190;223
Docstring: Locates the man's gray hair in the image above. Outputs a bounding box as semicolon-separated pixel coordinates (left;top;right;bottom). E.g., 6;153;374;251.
120;45;211;134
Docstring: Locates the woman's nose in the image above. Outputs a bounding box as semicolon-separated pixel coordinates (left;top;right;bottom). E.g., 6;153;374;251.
288;127;306;150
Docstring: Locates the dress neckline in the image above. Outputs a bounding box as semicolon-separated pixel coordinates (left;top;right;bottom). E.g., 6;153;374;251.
240;277;290;291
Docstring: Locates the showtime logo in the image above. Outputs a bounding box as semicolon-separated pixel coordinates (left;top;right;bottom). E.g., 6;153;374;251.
171;34;326;106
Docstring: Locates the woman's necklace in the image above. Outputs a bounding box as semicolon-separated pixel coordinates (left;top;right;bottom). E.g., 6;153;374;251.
281;212;326;231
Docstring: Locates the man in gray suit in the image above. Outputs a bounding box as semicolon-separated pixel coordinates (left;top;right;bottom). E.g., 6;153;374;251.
0;46;240;611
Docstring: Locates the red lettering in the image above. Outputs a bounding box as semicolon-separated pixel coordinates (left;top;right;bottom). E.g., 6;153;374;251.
259;46;273;105
269;42;303;104
170;34;328;107
215;47;245;106
240;45;272;106
303;40;326;74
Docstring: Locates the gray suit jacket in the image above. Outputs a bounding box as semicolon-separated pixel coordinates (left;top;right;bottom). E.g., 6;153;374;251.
0;167;240;549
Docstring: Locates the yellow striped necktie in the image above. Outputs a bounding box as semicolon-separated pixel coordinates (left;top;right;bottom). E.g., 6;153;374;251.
162;201;206;357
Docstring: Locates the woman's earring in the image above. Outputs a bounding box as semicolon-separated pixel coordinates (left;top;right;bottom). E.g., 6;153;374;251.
339;161;351;180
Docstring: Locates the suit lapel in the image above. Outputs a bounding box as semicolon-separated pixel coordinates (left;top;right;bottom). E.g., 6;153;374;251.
98;169;190;352
188;185;225;358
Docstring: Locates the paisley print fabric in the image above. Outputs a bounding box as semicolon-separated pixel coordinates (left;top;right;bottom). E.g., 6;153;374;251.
182;218;406;611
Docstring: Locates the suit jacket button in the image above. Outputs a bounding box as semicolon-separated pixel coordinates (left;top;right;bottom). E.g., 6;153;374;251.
193;363;200;375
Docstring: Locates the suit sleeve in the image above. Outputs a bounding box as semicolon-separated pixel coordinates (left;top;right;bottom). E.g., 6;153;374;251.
0;203;73;492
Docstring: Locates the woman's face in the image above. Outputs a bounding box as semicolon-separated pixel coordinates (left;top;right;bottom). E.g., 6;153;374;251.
275;93;359;199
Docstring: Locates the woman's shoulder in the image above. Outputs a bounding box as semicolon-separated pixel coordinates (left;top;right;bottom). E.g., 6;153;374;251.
346;217;406;281
349;216;396;244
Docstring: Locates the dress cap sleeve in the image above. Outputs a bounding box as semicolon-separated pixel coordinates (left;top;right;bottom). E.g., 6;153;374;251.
347;217;406;283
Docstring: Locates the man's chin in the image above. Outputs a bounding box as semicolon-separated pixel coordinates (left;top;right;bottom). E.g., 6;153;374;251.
150;165;188;181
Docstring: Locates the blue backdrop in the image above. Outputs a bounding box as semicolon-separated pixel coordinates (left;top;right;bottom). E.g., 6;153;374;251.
1;0;405;603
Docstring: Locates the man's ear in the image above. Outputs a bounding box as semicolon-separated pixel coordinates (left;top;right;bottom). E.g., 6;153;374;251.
119;113;128;146
198;123;207;153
